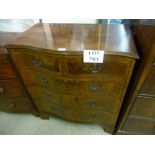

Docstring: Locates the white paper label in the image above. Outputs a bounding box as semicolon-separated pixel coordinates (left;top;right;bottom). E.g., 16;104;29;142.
58;48;66;51
83;50;104;63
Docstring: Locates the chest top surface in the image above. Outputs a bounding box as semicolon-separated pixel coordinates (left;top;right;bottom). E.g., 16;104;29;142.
5;23;139;59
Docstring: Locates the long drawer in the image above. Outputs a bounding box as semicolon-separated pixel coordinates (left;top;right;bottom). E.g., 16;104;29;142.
31;92;115;126
130;96;155;120
0;97;34;112
20;69;124;97
27;86;119;113
0;79;27;97
48;104;115;127
122;117;155;135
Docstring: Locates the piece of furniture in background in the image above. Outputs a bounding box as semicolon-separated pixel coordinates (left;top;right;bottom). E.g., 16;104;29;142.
6;24;138;133
101;19;155;25
116;25;155;134
0;32;37;115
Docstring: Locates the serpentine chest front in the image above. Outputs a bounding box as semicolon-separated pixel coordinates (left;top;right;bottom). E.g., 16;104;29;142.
6;24;138;133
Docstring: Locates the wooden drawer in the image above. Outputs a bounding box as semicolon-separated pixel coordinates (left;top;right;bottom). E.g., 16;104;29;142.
130;96;155;119
9;48;61;74
31;91;115;126
0;79;27;97
27;86;119;113
0;97;34;112
63;55;131;79
48;78;123;97
140;66;155;96
22;69;123;97
0;59;17;79
122;117;155;135
62;95;118;113
37;102;115;126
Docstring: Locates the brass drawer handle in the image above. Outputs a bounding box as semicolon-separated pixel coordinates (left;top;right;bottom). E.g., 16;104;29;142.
88;100;98;107
88;65;100;73
38;76;49;84
89;83;100;91
0;87;5;93
32;59;43;67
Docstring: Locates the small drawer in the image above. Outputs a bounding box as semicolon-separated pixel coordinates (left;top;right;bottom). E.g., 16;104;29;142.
0;97;34;112
0;59;17;79
64;55;131;79
75;110;115;126
0;79;27;97
122;117;155;135
130;96;155;119
9;48;61;73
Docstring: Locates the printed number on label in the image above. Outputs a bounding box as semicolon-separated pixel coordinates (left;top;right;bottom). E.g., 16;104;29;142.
83;50;104;63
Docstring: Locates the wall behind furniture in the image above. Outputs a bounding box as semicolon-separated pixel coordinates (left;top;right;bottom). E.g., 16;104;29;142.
0;19;99;32
0;19;39;32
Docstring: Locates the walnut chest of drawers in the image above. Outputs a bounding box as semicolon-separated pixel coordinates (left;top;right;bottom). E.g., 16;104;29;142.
5;24;138;133
0;32;36;114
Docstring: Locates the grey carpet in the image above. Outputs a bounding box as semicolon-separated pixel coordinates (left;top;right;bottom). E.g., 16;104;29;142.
0;112;109;135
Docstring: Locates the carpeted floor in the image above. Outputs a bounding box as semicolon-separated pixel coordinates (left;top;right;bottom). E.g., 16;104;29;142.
0;112;109;135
